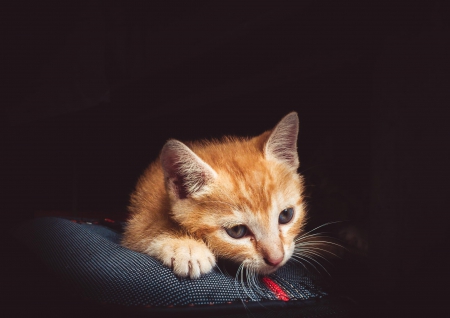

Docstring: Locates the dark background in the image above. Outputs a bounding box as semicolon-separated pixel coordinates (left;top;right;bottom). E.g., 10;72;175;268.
2;0;449;317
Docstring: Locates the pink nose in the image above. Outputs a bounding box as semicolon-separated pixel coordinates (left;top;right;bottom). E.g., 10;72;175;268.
263;256;284;267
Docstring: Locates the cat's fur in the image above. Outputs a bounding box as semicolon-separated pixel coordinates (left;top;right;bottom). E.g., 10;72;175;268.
122;112;306;279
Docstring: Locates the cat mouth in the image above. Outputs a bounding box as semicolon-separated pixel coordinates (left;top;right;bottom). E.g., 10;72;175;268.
260;263;284;275
217;258;285;277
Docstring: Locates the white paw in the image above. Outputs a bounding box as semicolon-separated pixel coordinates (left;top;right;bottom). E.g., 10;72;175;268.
148;237;216;279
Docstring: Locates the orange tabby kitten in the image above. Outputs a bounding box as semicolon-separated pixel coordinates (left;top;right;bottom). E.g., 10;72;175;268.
122;112;306;279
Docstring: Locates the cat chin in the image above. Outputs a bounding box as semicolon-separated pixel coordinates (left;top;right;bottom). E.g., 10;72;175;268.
217;259;282;277
245;257;290;275
256;266;281;275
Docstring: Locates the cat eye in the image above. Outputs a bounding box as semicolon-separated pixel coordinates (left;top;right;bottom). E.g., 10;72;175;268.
225;225;248;239
279;208;294;224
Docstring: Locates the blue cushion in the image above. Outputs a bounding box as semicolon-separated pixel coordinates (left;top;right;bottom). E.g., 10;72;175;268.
12;217;330;309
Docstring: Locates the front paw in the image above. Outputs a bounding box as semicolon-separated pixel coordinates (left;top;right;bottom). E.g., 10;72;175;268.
149;237;216;279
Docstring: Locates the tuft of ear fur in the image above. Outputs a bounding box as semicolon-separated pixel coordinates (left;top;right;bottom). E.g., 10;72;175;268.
160;139;217;199
264;112;300;170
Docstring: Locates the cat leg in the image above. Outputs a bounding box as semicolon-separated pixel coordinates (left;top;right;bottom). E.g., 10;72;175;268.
145;234;216;279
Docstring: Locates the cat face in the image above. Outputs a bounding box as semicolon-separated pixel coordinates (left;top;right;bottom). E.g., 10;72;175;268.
161;112;305;274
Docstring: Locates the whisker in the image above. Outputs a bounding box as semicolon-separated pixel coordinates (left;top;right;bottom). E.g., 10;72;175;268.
298;249;333;265
291;255;320;273
234;263;245;299
242;264;258;301
292;224;347;278
239;264;249;299
233;263;252;314
297;240;347;250
296;253;331;276
296;254;331;277
295;233;337;243
295;245;340;258
249;266;266;298
296;221;344;240
245;266;257;301
295;232;333;239
290;257;310;271
215;262;225;275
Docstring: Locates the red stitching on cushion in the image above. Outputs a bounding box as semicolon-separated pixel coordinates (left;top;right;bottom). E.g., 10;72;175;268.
262;277;290;301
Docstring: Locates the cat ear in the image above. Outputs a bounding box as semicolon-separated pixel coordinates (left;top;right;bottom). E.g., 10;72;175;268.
264;112;300;169
160;139;217;199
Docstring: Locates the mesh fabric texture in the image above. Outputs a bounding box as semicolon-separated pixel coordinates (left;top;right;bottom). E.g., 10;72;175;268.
13;217;328;307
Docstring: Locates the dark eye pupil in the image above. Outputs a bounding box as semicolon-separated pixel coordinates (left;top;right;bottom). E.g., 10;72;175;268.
279;208;294;224
226;225;247;239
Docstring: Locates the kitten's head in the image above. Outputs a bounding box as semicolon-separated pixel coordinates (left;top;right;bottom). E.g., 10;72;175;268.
160;112;305;275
